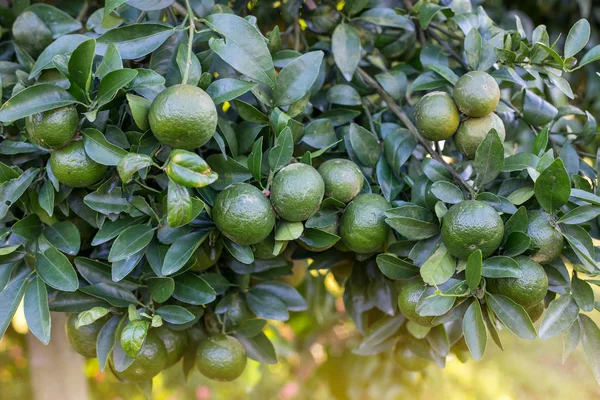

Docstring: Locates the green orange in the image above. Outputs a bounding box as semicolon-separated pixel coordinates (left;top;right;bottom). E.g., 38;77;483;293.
453;71;500;117
195;335;247;382
397;281;436;327
212;183;275;245
454;113;506;158
26;106;78;149
441;200;504;260
339;194;389;253
148;84;217;150
154;326;188;367
112;331;167;382
414;92;460;141
526;210;564;264
270;163;325;222
50;141;107;187
65;313;106;358
317;158;364;203
487;256;548;308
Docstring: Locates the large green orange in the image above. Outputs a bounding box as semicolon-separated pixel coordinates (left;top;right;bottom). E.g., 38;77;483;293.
441;200;504;260
526;210;564;264
270;163;325;222
453;71;500;117
414;92;460;141
148;84;217;150
154;326;188;367
212;183;275;245
454;113;505;158
26;106;78;149
487;255;548;308
195;335;247;382
397;281;436;327
65;313;106;358
339;194;389;253
317;159;364;203
112;331;167;382
50;141;107;187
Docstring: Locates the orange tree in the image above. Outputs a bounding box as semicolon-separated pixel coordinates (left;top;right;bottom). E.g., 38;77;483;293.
1;0;600;395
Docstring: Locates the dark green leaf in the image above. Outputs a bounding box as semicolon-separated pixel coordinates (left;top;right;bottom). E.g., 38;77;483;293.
162;231;208;276
0;85;76;123
481;256;520;278
156;305;195;324
172;273;216;305
474;129;504;187
332;23;360;81
206;78;257;105
539;294;579;339
579;314;600;384
44;221;81;255
466;250;482;291
80;282;137;307
108;225;154;263
463;300;487;361
24;276;51;344
83;128;128;166
268;128;294;172
0;276;27;339
376;253;419;280
564;19;590;58
534;158;571;214
147;277;174;303
487;293;537;339
430;181;463;204
274;51;323;106
36;246;78;292
349;123;380;168
97;24;175;60
96;315;120;372
572;274;594;312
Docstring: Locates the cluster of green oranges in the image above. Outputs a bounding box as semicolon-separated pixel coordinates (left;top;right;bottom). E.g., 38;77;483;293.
66;314;248;383
414;71;505;158
212;158;391;255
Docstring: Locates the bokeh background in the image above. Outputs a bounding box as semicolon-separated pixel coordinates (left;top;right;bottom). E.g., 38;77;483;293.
2;0;600;399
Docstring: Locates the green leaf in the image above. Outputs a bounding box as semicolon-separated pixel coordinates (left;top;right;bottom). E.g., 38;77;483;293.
274;220;304;241
117;153;155;183
96;315;120;372
246;287;289;321
0;276;28;339
539;294;579;339
579;314;600;384
247;137;263;183
82;128;128;166
357;7;413;28
97;24;175;60
430;181;463;204
487;293;537;339
474;129;504;187
349;123;380;168
420;245;456;286
268;128;294;172
172;273;216;305
534;158;571;214
29;34;89;78
44;221;81;255
274;51;323;106
94;68;138;110
572;274;594;312
108;225;154;263
162;231;208;276
386;216;439;240
463;300;487;361
156;305;195;324
75;307;110;329
68;38;95;97
24;276;51;344
27;4;82;37
126;93;151;130
233;100;268;124
146;277;174;303
223;237;254;265
166;150;218;188
237;332;277;364
502;153;540;172
121;319;149;358
96;43;122;80
229;318;267;338
481;256;520;278
569;188;600;206
326;84;362;106
503;231;531;257
465;28;482;70
523;90;558;126
0;84;76;123
36;246;79;292
532;127;549;156
167;180;193;228
466;250;482;291
38;180;55;217
564;18;590;59
375;70;407;102
302;119;337;149
206;78;257;105
376;156;403;202
297;228;340;249
175;43;202;86
204;13;276;88
332;23;360;82
559;205;600;224
376;253;419;280
419;3;447;29
206;154;252;191
427;64;459;85
80;282;137;307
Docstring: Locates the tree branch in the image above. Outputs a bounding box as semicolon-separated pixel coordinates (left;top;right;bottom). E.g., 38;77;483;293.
357;67;475;197
428;28;469;71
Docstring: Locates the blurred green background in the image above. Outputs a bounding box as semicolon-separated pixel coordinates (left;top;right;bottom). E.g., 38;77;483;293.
2;272;600;400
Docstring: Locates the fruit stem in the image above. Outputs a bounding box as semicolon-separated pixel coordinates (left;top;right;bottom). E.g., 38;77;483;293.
356;67;476;198
182;0;195;85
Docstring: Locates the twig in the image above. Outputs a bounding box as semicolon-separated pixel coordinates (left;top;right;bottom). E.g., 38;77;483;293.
428;28;469;71
294;15;300;52
76;1;89;22
429;22;463;42
357;67;475;197
182;0;195;84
